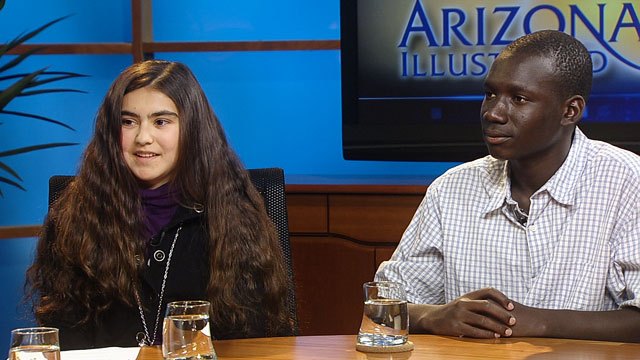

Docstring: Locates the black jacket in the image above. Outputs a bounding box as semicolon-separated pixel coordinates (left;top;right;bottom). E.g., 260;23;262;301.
46;206;266;350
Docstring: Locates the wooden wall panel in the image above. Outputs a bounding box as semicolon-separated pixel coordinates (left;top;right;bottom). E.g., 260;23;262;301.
286;185;425;335
375;246;397;271
290;236;376;336
328;195;421;243
287;194;328;233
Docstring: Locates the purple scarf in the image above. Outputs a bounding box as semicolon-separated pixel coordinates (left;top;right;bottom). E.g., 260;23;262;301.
140;183;180;240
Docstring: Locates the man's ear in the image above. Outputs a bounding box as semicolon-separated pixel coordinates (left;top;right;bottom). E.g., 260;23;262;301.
561;95;585;126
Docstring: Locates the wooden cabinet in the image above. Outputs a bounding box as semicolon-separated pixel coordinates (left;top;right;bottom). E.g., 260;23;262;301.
285;181;426;335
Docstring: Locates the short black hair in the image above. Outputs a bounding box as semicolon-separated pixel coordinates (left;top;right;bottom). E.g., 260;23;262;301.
504;30;592;102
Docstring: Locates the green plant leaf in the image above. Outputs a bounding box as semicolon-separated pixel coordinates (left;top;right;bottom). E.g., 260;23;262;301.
19;88;86;96
0;159;22;181
24;73;88;88
0;110;76;131
0;69;43;110
0;176;26;192
0;70;86;82
0;143;78;158
0;15;70;56
0;47;45;73
0;14;82;194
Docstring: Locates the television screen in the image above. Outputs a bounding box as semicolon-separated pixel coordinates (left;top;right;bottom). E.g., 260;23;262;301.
341;0;640;161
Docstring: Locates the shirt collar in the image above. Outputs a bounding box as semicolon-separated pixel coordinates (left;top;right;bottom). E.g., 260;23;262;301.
540;127;587;206
481;157;509;215
482;127;587;214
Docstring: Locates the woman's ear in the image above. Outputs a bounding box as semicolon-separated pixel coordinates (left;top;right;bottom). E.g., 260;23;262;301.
561;95;585;126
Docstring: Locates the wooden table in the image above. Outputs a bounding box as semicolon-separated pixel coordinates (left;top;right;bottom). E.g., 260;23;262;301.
136;334;640;359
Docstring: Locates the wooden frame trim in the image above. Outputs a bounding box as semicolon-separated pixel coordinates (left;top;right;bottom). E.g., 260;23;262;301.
7;40;341;56
131;0;144;62
5;2;340;58
0;225;40;239
286;184;426;195
6;43;133;55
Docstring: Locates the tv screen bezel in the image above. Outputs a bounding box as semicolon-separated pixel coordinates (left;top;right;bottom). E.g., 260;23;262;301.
340;0;640;162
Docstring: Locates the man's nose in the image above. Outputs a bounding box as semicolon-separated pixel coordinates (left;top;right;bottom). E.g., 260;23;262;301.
482;98;508;124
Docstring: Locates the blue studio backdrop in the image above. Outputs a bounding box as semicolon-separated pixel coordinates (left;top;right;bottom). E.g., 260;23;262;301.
0;0;457;352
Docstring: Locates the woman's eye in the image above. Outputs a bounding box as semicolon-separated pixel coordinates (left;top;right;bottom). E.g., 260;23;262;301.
122;118;136;126
155;119;169;126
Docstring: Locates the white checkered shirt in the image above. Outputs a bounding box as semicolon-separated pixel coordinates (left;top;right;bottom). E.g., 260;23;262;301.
376;128;640;311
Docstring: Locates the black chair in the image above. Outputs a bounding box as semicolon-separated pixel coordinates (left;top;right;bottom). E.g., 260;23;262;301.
48;167;299;335
246;168;299;335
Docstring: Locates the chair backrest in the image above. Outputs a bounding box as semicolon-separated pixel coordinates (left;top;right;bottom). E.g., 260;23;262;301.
48;167;299;335
245;168;299;334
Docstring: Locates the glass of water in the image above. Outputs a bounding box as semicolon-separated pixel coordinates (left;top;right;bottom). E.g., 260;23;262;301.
162;300;217;360
8;327;60;360
357;281;409;347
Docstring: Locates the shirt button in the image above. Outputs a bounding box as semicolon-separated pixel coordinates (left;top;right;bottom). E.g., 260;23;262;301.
154;250;166;262
528;224;537;232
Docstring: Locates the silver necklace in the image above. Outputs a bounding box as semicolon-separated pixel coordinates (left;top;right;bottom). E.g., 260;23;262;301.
513;204;529;226
135;225;182;347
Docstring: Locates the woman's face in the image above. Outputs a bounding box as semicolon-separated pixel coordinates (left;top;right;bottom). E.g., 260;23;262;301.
121;86;180;189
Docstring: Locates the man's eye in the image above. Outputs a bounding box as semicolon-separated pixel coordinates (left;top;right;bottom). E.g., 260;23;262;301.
155;119;169;126
122;118;136;126
484;91;495;99
514;95;527;103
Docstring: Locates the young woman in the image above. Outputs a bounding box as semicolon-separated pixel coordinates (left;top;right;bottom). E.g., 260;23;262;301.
25;60;293;349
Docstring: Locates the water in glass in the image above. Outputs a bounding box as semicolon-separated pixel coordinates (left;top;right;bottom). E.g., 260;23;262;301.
9;327;60;360
8;345;60;360
162;314;216;360
358;298;408;346
357;281;409;347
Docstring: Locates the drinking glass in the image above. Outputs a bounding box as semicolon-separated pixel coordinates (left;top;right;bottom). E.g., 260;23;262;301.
162;300;217;360
8;327;60;360
357;281;409;346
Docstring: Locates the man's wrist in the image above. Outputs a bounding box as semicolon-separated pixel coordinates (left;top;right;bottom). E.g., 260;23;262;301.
408;303;437;334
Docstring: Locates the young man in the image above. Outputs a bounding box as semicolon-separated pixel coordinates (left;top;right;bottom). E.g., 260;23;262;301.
375;30;640;342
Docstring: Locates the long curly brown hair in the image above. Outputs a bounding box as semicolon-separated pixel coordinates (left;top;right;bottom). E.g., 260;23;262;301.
25;60;293;337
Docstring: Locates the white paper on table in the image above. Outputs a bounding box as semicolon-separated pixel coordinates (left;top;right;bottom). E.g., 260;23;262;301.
60;346;140;360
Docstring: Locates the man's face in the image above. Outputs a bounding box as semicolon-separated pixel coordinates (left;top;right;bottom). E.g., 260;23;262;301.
480;53;569;163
